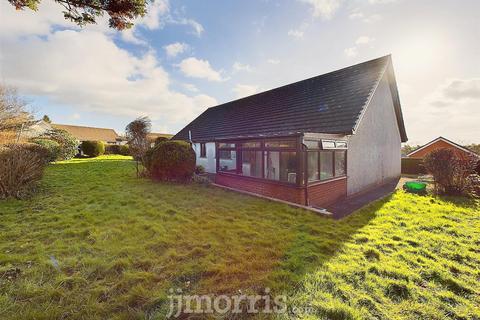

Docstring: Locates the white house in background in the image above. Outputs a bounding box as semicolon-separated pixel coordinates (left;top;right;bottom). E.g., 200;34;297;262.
173;55;407;209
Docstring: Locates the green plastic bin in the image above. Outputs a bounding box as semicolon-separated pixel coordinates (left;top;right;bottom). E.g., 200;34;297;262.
403;181;427;194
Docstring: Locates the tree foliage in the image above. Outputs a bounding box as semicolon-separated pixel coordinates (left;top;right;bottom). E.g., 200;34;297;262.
423;148;478;196
401;144;421;157
0;85;34;143
42;115;51;123
41;129;79;160
8;0;150;30
125;116;151;176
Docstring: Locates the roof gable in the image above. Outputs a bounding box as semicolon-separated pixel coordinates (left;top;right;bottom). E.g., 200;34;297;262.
407;137;479;158
173;55;407;142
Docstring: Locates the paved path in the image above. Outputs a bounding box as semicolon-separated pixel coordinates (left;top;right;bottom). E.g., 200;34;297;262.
327;179;400;219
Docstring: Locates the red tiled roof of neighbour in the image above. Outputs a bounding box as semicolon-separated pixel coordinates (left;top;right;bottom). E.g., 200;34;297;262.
52;124;119;142
407;136;479;159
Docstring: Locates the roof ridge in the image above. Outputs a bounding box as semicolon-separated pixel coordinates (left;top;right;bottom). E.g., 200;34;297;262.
207;54;391;111
53;123;117;132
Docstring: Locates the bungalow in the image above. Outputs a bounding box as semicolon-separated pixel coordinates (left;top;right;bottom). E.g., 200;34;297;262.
173;55;408;209
52;124;120;144
406;136;478;160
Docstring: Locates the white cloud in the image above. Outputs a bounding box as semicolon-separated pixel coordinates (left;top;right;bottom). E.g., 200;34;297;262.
288;29;304;38
70;113;81;120
233;84;260;99
355;36;374;45
349;11;382;23
344;47;358;57
178;57;224;81
267;59;280;64
169;18;204;37
164;42;189;57
368;0;397;4
140;0;170;30
0;1;216;133
429;78;480;105
298;0;342;19
232;62;253;73
183;83;199;92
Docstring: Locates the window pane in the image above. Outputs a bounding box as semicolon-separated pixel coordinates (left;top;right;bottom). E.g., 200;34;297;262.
264;140;295;148
280;152;297;183
265;151;279;181
335;151;346;176
335;141;347;149
241;141;261;148
320;151;333;180
218;142;235;148
308;152;319;181
200;143;206;157
321;140;336;149
304;140;319;149
219;150;237;172
242;151;263;177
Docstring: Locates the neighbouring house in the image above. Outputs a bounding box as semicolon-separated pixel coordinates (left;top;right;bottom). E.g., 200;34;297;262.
20;120;52;139
173;55;407;209
406;136;479;160
147;133;174;147
51;124;120;144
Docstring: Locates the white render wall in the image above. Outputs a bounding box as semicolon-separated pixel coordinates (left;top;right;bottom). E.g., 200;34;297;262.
346;72;402;195
192;142;216;173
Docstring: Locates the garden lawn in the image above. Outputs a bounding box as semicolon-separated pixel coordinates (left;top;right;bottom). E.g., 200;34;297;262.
0;155;479;319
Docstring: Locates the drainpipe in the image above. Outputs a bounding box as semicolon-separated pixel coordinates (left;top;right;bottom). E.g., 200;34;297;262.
304;144;309;206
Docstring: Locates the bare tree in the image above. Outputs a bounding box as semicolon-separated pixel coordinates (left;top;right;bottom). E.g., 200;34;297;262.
0;85;34;144
125;116;151;177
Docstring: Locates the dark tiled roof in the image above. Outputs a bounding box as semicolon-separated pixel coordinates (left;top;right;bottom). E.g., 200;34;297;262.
173;55;407;142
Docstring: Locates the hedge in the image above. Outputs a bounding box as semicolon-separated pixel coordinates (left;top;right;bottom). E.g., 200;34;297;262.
105;144;130;155
81;140;105;157
401;158;426;175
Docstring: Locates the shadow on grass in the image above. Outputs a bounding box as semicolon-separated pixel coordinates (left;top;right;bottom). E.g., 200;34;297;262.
9;157;392;318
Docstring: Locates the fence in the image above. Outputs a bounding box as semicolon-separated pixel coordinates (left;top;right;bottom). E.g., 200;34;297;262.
401;158;426;175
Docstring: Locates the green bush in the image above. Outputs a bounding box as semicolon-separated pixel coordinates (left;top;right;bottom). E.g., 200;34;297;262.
81;140;105;157
31;138;61;162
41;129;79;160
105;144;130;156
0;144;47;199
144;140;195;182
119;144;129;156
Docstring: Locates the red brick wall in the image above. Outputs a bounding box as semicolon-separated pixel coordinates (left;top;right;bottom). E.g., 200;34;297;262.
308;177;347;207
215;174;304;204
215;173;347;208
409;140;471;159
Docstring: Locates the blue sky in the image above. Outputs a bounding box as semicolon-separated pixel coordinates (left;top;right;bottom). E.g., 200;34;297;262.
1;0;479;145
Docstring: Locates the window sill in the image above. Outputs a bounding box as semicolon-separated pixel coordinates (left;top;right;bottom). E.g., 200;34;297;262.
307;176;347;186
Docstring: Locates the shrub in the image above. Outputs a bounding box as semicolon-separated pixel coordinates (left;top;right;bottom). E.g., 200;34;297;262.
0;144;46;199
153;136;169;146
105;144;130;156
144;140;196;182
423;149;478;195
41;129;79;160
105;144;120;155
401;158;426;175
81;140;105;157
31;138;61;162
119;144;130;156
195;165;205;175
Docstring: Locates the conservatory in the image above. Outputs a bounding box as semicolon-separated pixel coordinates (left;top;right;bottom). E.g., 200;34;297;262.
214;134;348;208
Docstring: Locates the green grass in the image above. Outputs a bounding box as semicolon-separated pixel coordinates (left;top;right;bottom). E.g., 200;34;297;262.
0;155;479;319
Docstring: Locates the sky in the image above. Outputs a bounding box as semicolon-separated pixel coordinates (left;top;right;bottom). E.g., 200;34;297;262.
0;0;479;145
